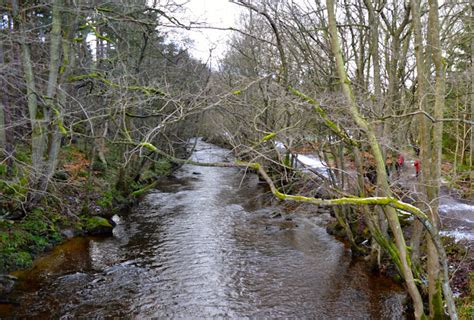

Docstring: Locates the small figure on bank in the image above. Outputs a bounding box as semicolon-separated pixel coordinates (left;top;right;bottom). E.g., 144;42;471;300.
395;153;404;177
413;145;420;157
414;159;420;178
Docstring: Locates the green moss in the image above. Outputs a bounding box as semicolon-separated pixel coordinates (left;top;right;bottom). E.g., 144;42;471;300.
0;209;65;273
85;216;111;229
60;145;78;162
131;181;157;197
97;190;115;208
0;175;29;200
19;209;49;234
0;164;7;176
92;161;107;173
15;149;30;163
457;272;473;320
82;216;113;235
430;280;444;318
0;233;36;271
10;251;33;269
154;159;172;176
139;142;158;152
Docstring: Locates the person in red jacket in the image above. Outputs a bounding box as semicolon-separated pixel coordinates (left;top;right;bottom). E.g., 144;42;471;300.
414;159;420;178
395;153;404;177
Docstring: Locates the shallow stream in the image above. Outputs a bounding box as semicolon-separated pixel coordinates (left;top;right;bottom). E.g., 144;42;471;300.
0;140;406;319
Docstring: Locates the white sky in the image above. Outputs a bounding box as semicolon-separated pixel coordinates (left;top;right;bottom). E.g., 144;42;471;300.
169;0;244;64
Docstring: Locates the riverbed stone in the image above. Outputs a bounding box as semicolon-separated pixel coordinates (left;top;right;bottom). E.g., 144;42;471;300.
278;220;297;229
61;228;76;239
270;212;282;219
0;274;17;296
319;213;333;224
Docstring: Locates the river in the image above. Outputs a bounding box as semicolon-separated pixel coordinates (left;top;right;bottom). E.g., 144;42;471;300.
0;140;406;319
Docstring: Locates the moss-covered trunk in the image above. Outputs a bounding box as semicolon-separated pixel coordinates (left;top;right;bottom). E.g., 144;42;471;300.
326;0;425;317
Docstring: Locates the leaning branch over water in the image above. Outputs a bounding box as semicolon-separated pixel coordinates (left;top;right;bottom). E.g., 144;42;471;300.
134;139;456;319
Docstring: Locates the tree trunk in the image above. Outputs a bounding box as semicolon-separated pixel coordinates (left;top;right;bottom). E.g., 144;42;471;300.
0;40;13;174
426;0;445;316
470;0;474;199
12;0;46;178
326;0;425;317
410;0;432;278
37;0;64;192
0;41;6;148
364;0;388;246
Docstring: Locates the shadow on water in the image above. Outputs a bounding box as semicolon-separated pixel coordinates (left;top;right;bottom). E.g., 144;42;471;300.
1;139;406;319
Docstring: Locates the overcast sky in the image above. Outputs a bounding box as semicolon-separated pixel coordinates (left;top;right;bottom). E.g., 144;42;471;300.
169;0;244;64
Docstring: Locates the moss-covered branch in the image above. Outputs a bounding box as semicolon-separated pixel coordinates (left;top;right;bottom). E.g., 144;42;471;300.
135;140;426;218
68;73;166;96
130;181;158;197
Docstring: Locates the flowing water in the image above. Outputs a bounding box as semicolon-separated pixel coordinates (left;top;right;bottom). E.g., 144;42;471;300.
439;194;474;242
0;140;406;319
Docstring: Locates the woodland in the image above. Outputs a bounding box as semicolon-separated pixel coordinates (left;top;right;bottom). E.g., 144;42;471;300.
0;0;473;319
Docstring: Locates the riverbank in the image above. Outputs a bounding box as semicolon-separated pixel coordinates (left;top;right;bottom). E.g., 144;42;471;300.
0;143;174;278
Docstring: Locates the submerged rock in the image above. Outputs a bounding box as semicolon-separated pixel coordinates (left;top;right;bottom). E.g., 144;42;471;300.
270;212;282;219
61;228;76;239
0;274;17;296
313;213;333;226
326;221;346;238
57;272;91;287
278;220;297;229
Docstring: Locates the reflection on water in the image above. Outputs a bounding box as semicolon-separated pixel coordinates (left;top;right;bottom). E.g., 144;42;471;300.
1;140;406;319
